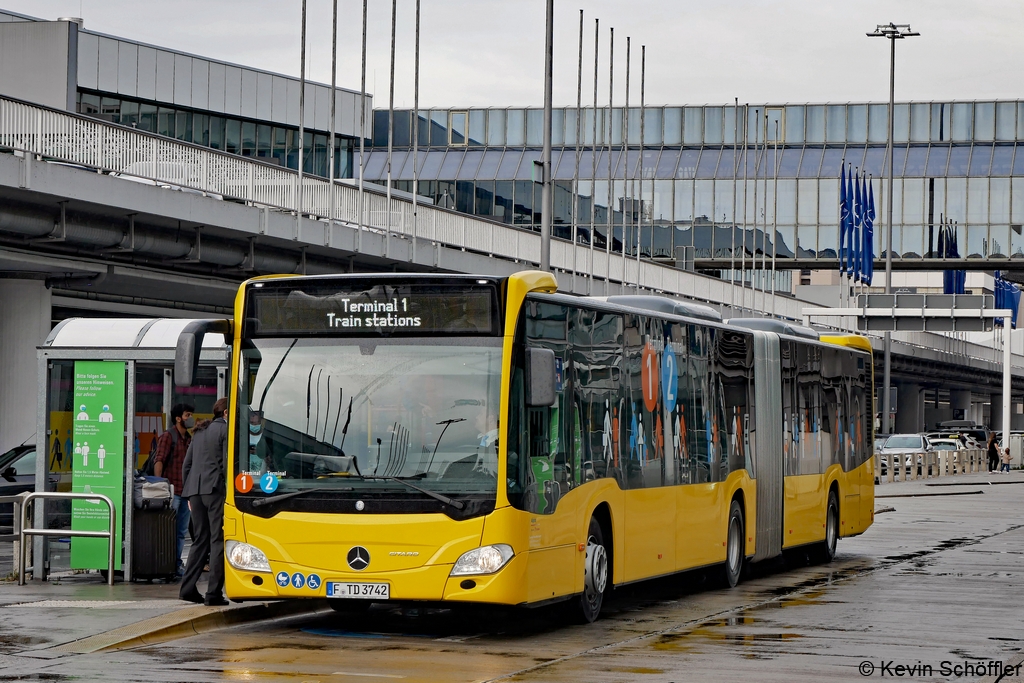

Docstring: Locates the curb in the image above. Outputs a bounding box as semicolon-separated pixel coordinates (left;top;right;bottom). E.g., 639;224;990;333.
20;599;329;657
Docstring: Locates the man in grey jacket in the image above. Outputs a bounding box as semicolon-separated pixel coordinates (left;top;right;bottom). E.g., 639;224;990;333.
179;397;229;606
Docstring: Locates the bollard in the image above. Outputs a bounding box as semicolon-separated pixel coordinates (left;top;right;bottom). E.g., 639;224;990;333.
886;453;894;483
938;452;945;477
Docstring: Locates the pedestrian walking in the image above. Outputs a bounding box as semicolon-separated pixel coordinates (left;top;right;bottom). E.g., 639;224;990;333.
987;433;1000;472
179;397;229;606
1000;445;1012;473
153;402;194;576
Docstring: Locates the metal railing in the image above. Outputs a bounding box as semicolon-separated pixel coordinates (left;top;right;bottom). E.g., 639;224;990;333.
0;95;810;318
18;492;116;586
874;449;990;483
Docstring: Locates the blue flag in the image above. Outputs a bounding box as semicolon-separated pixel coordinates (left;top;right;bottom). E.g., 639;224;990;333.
839;165;848;274
864;177;875;284
846;167;856;277
853;171;864;282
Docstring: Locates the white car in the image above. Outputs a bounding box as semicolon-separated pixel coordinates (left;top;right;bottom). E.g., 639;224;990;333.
878;434;931;474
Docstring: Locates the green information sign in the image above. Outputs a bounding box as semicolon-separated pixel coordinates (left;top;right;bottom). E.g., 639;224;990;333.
71;361;125;570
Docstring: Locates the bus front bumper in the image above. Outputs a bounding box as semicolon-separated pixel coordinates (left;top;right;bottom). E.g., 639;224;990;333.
224;552;529;605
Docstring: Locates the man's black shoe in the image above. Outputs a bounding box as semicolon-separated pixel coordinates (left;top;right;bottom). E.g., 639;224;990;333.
204;594;229;607
180;590;203;604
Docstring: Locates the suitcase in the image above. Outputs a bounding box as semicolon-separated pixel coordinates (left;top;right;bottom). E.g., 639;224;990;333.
133;476;173;509
132;507;177;582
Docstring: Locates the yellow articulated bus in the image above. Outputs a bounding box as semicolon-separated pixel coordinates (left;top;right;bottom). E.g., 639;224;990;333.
174;270;874;622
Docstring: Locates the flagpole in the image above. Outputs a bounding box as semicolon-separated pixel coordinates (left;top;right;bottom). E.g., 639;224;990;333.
621;36;630;294
771;120;779;317
606;27;614;293
572;9;584;292
411;0;420;264
840;162;846;330
731;97;738;315
385;0;397;258
297;0;306;241
590;18;599;295
761;112;769;310
327;0;337;248
637;45;646;294
751;109;761;313
741;105;749;314
357;0;367;254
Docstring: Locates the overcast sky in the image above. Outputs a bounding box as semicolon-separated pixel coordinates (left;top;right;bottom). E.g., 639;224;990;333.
6;0;1024;108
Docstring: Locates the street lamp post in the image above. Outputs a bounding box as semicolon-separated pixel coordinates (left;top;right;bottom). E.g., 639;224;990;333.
867;23;919;437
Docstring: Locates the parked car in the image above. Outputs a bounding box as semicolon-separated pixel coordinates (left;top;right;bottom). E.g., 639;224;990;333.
878;434;932;475
0;444;67;529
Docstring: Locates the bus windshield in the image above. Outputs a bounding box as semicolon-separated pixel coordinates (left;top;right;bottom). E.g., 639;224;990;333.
237;337;502;511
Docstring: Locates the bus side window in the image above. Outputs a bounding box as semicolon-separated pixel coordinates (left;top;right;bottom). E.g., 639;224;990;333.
687;324;709;483
781;340;797;477
523;300;570;514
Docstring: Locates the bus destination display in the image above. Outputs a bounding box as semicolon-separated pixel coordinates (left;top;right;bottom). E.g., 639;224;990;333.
249;282;499;336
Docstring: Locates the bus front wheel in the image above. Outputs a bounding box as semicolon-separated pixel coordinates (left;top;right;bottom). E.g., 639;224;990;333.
721;500;744;588
572;516;609;624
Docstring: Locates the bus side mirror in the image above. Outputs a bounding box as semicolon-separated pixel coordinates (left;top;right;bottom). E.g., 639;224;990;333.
526;347;557;407
175;319;233;387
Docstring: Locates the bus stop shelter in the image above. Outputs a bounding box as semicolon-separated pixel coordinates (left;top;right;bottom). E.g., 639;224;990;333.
31;318;228;582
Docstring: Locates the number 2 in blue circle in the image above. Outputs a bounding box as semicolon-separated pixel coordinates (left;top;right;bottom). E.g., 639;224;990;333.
307;574;322;590
260;472;278;494
291;572;305;588
661;346;678;413
276;571;289;587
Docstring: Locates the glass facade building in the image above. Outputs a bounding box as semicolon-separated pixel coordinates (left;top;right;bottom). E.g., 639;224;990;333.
364;103;1024;265
77;90;353;178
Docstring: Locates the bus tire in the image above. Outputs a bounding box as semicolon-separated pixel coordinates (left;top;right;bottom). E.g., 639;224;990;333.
571;516;609;624
815;489;839;564
721;499;744;588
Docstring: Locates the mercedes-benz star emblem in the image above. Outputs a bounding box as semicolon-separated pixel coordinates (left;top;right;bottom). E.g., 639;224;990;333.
347;546;370;571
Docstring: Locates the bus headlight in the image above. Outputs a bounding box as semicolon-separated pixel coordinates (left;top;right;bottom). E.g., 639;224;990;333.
450;544;514;576
225;540;272;573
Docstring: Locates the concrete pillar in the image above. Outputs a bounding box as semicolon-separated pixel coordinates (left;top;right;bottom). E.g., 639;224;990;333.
895;382;924;434
950;390;972;420
0;279;51;453
991;393;1004;430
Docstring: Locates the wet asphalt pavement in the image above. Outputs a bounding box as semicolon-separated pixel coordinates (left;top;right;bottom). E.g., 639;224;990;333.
3;472;1024;682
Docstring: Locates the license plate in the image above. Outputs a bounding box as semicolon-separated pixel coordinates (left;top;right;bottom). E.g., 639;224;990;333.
327;582;390;599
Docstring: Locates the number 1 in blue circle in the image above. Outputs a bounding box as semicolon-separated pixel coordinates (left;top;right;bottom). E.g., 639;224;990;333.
260;472;278;494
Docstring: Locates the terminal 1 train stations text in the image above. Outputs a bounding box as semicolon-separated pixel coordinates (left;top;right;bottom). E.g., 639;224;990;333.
326;299;421;329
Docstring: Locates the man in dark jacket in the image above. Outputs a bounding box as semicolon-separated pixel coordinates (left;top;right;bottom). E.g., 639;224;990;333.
179;397;229;606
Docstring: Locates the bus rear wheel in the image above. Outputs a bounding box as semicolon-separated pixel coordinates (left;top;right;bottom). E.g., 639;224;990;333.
815;490;839;564
571;516;609;624
721;500;744;588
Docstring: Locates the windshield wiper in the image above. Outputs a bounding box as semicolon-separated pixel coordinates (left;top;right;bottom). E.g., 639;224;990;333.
384;477;465;510
251;486;349;507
